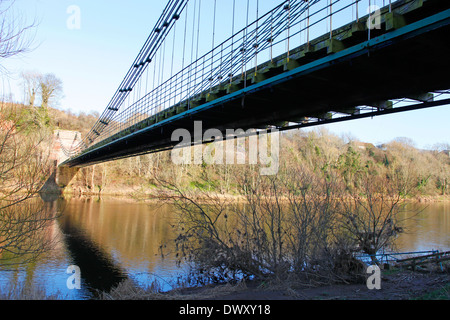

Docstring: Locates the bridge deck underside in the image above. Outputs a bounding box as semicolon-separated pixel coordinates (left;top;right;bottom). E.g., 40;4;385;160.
64;3;450;167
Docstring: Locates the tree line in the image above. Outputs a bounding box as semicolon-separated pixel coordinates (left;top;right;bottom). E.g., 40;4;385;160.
59;116;449;200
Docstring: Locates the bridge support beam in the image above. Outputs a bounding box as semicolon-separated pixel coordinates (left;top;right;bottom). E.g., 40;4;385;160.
406;92;434;102
226;82;241;94
283;58;301;71
369;100;393;110
386;12;407;30
326;39;346;54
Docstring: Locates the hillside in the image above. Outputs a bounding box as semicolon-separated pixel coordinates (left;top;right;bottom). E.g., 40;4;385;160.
44;106;450;199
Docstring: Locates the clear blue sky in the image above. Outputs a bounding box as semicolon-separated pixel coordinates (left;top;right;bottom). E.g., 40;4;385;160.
1;0;449;150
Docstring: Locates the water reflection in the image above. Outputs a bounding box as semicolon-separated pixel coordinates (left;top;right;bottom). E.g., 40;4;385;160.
58;197;181;294
0;196;181;299
396;201;450;252
0;196;448;300
0;198;77;299
59;212;127;297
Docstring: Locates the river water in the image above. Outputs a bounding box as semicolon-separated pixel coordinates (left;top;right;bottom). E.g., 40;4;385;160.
0;197;449;299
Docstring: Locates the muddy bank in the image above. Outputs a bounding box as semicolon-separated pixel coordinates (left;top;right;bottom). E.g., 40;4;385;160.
101;268;449;300
202;270;449;300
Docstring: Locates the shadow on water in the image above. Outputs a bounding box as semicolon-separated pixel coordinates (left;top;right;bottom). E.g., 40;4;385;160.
58;212;128;298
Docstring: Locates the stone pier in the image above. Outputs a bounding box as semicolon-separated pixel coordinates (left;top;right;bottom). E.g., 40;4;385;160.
40;130;81;196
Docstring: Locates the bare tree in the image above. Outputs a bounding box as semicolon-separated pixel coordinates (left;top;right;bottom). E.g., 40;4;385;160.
21;70;40;106
338;169;409;264
39;73;63;108
0;103;55;266
153;156;352;283
0;1;56;267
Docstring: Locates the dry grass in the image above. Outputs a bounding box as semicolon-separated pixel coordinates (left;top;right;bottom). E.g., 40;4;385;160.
99;278;250;300
0;283;66;300
99;272;346;300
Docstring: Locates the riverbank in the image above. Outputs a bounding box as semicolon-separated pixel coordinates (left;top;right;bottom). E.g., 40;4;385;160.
0;265;447;300
101;267;449;300
60;185;450;204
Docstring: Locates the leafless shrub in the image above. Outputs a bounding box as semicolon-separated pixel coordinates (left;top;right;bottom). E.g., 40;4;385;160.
338;169;411;265
151;130;427;286
155;160;359;284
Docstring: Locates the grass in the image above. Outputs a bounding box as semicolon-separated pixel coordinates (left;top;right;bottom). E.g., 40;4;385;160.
0;283;67;300
99;278;250;300
413;283;450;300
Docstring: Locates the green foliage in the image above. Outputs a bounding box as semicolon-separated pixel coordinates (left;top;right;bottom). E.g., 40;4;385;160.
383;154;390;167
34;104;449;199
189;179;218;191
413;282;450;300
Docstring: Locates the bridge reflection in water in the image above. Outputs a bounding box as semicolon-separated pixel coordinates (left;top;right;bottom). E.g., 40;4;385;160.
56;198;180;297
0;197;180;299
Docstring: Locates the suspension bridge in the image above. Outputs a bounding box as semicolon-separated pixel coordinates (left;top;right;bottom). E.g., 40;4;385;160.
58;0;450;168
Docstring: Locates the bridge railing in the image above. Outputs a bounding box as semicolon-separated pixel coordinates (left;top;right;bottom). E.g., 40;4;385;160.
67;0;401;158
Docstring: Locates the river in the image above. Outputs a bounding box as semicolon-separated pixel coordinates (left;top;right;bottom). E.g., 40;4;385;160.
0;196;449;299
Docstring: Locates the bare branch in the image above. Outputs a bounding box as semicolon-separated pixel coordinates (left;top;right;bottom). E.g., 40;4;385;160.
0;0;37;62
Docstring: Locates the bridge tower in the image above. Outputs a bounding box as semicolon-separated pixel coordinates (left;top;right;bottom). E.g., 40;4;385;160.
41;130;81;196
